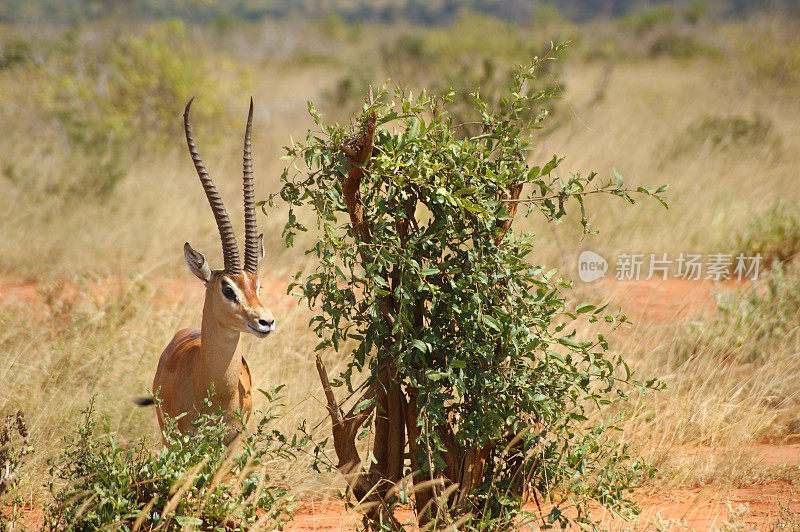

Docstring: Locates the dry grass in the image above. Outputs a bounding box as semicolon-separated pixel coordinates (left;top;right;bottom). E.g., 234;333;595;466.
2;13;800;510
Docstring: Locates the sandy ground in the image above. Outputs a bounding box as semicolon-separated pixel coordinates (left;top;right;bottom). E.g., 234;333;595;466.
597;278;742;322
285;481;800;530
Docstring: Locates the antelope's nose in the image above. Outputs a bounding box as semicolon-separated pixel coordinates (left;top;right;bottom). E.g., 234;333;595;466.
258;318;275;331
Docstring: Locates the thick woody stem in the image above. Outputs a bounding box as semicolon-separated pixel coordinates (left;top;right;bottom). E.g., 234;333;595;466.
339;112;397;326
403;389;436;526
495;181;524;245
373;362;405;490
315;356;374;498
329;111;410;530
494;151;527;245
316;356;405;530
339;111;377;248
386;380;405;483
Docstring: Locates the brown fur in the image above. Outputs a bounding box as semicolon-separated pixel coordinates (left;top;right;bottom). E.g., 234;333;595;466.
152;269;272;441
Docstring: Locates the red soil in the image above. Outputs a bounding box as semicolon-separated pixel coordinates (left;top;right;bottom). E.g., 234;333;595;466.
0;277;294;308
0;276;740;322
4;481;798;531
597;277;744;322
285;482;799;530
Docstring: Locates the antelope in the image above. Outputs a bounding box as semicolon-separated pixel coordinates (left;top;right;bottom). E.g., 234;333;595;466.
145;98;275;438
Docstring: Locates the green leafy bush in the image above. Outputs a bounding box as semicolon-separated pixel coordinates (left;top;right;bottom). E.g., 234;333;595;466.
45;389;307;531
276;48;665;529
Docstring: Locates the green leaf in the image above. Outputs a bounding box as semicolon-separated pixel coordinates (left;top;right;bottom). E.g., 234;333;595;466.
482;315;502;331
613;168;623;187
425;369;449;381
541;155;561;175
353;399;374;414
176;517;203;526
411;339;428;352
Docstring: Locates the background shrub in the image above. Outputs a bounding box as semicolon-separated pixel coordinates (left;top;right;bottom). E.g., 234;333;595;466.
664;114;780;164
680;267;800;364
731;201;800;267
33;19;237;197
325;13;565;126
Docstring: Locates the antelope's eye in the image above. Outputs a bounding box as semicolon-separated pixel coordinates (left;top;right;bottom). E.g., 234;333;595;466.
221;283;238;302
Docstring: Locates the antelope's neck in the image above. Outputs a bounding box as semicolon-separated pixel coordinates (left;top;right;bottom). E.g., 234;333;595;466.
198;303;242;403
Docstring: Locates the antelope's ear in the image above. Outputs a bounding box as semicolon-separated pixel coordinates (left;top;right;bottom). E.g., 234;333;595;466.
184;242;212;284
256;233;264;266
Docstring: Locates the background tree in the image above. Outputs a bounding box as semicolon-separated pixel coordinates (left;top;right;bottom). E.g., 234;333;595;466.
275;48;667;529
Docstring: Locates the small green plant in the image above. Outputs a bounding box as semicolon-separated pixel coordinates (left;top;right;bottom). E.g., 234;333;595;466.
768;500;800;530
619;6;676;35
732;17;800;86
276;47;666;529
682;1;708;25
45;388;308;531
649;32;711;59
732;201;800;267
381;16;564;131
0;40;36;69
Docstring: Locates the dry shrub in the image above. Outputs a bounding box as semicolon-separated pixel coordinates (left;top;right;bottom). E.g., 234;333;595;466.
732;201;800;267
665;114;781;163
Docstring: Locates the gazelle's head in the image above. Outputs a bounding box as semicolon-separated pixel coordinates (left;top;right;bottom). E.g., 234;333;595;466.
181;98;275;338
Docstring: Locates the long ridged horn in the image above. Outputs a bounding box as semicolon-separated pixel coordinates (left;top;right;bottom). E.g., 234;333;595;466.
183;98;241;274
242;98;260;273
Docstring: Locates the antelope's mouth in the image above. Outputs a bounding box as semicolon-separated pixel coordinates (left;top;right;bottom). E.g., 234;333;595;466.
247;324;272;338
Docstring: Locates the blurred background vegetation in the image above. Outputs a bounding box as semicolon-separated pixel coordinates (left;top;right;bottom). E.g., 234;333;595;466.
2;0;798;24
3;0;800;514
1;0;798;277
